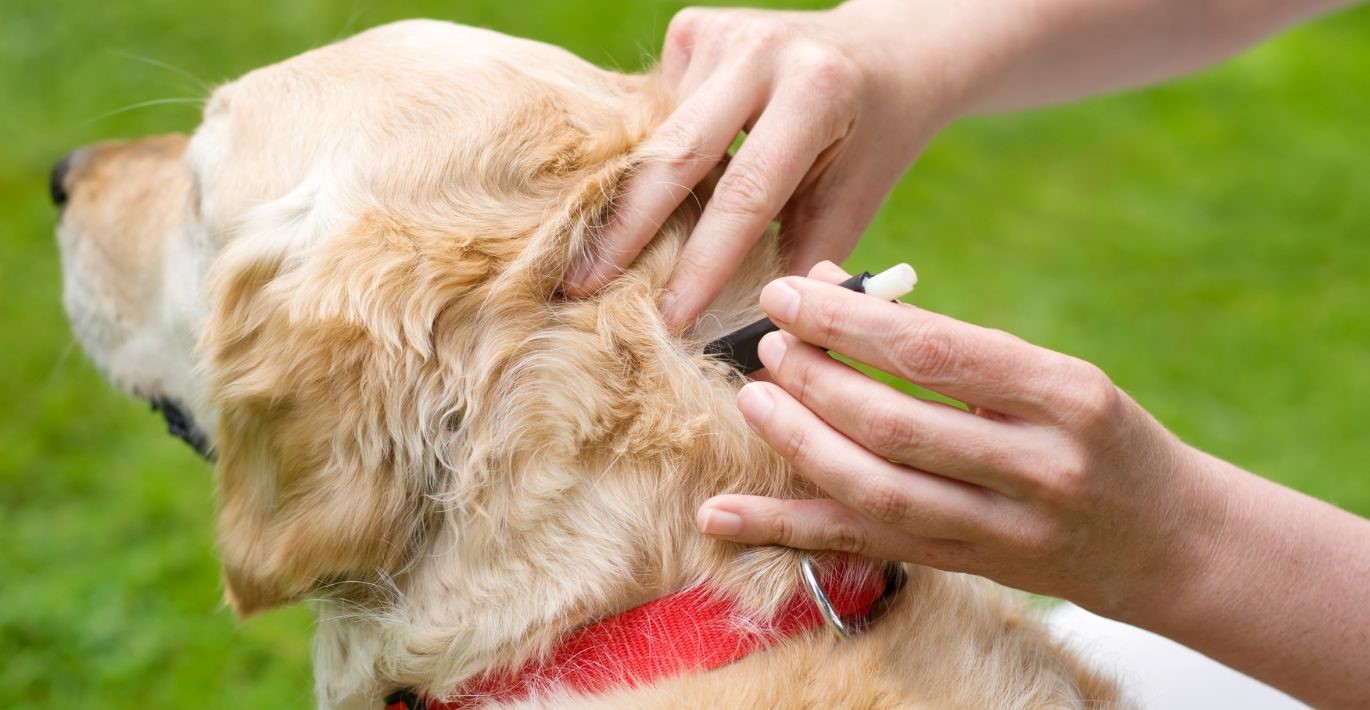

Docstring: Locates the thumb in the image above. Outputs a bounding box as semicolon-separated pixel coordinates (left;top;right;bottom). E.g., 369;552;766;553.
697;494;873;553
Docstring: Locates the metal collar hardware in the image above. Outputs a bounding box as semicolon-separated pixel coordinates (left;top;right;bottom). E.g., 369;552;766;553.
799;554;907;640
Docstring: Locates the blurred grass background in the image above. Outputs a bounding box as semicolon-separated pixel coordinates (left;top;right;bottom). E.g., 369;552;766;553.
1;0;1367;705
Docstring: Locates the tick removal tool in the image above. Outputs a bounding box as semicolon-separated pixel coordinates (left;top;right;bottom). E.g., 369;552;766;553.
704;263;918;374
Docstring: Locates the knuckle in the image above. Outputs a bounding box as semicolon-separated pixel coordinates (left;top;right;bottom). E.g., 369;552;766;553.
854;480;913;526
862;402;918;458
1033;447;1091;504
803;292;848;346
1060;361;1121;428
1018;522;1071;561
742;16;790;51
712;164;773;219
768;511;798;547
667;7;705;36
824;520;868;555
786;348;822;403
893;319;959;383
796;43;863;100
777;422;815;465
653;120;708;170
1001;444;1049;497
665;10;701;54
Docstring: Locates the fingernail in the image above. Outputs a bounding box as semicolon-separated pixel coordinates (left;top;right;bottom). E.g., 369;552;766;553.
760;279;800;324
658;289;680;322
699;507;743;536
757;331;787;370
736;382;776;424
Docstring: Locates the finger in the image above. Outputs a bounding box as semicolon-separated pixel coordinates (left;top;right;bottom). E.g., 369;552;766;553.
746;367;775;384
758;276;1081;420
659;8;706;86
564;66;764;297
735;380;1001;539
757;330;1041;497
660;88;850;328
780;169;887;276
697;495;977;570
805;259;850;282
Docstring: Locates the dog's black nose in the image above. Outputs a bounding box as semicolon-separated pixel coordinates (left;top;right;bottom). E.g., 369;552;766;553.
50;153;73;207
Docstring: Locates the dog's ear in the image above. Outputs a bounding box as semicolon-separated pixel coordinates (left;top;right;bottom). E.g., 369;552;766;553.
213;388;421;616
495;75;679;296
202;212;504;615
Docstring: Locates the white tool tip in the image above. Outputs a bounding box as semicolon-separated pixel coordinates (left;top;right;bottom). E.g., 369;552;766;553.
863;263;917;301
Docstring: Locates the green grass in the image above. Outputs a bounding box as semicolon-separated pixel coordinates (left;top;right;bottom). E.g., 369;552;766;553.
2;0;1367;705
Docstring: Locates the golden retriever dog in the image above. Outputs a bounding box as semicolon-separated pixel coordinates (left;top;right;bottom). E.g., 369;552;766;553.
53;20;1121;708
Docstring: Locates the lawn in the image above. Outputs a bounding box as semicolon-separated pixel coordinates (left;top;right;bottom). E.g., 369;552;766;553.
2;0;1367;706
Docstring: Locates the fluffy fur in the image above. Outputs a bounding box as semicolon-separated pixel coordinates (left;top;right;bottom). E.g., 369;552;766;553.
54;20;1122;708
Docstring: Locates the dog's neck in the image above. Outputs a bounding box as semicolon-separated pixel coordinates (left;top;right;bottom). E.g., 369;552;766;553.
310;232;819;705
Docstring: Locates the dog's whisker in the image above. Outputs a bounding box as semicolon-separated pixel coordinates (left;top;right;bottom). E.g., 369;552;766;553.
111;50;214;93
81;97;206;126
44;339;78;389
331;0;372;42
632;38;658;72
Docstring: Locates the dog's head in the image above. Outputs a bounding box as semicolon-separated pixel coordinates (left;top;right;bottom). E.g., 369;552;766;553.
55;20;785;623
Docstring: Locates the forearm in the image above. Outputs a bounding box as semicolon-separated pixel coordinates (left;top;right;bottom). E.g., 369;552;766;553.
838;0;1356;116
1131;450;1370;708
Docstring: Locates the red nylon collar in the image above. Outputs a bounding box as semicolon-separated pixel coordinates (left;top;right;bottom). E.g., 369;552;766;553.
385;557;892;709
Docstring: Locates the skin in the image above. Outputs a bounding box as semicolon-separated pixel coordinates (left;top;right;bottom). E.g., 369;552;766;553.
565;0;1355;327
564;0;1370;705
702;262;1370;707
562;2;940;323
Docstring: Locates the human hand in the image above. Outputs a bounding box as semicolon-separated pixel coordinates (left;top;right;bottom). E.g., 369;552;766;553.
563;1;963;329
697;262;1232;619
563;0;1352;328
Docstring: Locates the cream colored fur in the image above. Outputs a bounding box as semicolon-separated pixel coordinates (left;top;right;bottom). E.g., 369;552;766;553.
54;20;1122;708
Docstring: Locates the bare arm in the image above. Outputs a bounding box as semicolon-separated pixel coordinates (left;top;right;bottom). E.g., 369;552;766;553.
697;264;1370;708
875;0;1354;113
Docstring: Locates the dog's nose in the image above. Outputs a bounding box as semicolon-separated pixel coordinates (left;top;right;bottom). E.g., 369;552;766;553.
50;152;74;207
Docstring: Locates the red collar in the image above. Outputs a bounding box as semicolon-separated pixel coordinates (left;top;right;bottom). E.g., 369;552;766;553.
385;556;898;709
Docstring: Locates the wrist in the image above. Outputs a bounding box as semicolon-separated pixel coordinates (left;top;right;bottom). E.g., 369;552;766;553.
828;0;981;126
1105;449;1370;706
1112;445;1254;632
1093;440;1243;628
